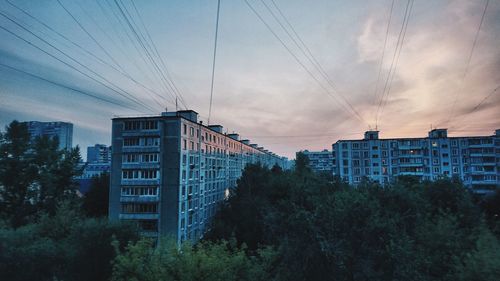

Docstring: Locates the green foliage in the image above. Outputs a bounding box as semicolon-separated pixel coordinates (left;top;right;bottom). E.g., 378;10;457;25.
111;238;276;281
0;201;139;281
83;172;110;217
0;121;82;227
205;164;500;281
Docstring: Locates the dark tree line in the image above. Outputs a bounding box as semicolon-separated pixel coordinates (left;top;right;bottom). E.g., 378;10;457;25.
0;121;137;281
201;154;500;281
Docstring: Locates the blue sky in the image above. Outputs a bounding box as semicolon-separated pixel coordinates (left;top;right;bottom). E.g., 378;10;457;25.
1;0;499;159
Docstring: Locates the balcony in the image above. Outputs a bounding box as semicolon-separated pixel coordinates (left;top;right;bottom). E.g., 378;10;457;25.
119;213;159;220
122;146;160;153
120;196;159;203
122;162;160;169
121;179;160;185
122;131;160;137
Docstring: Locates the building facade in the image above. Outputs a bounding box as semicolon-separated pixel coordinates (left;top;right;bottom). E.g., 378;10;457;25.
24;121;73;150
333;129;499;193
109;110;288;242
87;144;112;163
300;149;334;174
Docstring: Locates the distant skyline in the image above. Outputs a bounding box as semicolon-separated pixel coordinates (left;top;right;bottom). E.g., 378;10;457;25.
1;0;499;158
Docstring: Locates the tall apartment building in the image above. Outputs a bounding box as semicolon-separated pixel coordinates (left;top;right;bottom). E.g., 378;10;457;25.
300;149;334;174
109;110;288;242
87;144;112;163
333;129;499;193
24;121;73;150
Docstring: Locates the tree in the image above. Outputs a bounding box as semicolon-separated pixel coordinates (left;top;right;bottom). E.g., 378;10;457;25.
0;121;82;227
0;201;139;281
82;172;110;217
111;238;277;281
0;121;38;226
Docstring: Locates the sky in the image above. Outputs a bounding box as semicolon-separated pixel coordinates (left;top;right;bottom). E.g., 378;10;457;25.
0;0;499;159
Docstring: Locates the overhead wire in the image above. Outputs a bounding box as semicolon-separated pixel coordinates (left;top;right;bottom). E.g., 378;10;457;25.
371;0;395;123
243;0;364;124
129;0;189;110
377;0;413;123
113;0;187;109
445;0;490;127
5;0;172;109
208;0;221;125
264;0;366;124
449;84;499;129
0;62;141;112
102;0;172;98
0;11;155;112
375;0;413;128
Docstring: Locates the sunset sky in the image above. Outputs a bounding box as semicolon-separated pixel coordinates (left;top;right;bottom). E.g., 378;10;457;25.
1;0;499;159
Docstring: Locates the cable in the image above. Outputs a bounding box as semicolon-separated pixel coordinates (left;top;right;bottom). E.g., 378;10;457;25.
0;62;140;112
371;0;395;122
243;0;363;124
375;0;413;127
263;0;366;124
450;84;499;129
377;0;413;123
128;0;189;109
113;0;186;109
208;0;221;125
0;12;155;112
5;0;172;108
446;0;490;127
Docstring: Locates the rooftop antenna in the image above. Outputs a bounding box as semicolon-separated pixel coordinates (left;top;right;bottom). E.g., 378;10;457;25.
175;97;178;111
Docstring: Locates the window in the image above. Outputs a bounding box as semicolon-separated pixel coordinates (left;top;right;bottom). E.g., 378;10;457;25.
121;203;157;213
122;170;138;179
123;154;139;163
183;124;187;135
183;139;187;150
124;121;140;130
433;167;440;173
141;169;158;179
124;137;139;146
190;127;195;136
142;120;158;130
121;186;158;196
143;137;160;146
143;154;159;162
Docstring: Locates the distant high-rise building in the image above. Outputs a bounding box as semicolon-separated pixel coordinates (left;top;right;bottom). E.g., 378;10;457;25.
109;110;288;242
300;149;334;174
332;129;500;194
24;121;73;150
87;144;112;163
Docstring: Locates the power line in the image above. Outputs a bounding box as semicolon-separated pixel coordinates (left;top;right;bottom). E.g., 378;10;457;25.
371;0;395;122
375;0;413;128
208;0;221;125
243;0;364;124
130;0;189;109
377;0;413;123
101;0;171;97
264;0;366;124
128;0;189;110
0;62;141;112
446;0;490;127
113;0;187;109
0;11;155;112
450;84;499;129
5;0;172;109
